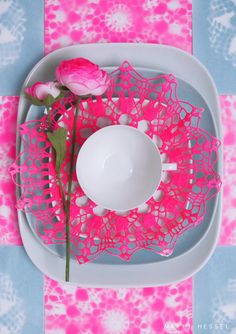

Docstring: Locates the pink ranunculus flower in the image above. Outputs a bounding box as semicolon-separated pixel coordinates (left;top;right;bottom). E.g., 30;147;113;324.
55;58;110;96
25;81;60;100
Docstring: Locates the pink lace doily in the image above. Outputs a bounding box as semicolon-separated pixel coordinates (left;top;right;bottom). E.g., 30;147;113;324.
10;62;221;263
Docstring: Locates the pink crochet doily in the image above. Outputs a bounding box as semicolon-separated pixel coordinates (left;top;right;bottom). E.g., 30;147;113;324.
10;62;221;263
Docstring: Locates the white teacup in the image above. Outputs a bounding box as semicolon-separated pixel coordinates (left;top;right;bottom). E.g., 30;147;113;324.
76;125;177;211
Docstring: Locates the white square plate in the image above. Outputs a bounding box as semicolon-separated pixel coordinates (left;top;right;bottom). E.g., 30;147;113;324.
17;43;222;286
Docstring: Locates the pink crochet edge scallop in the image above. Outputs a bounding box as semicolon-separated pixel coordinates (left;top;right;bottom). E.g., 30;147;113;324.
10;62;221;264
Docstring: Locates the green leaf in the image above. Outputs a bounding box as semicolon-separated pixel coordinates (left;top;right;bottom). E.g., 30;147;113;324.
24;92;44;106
43;94;55;107
25;91;65;107
47;127;67;174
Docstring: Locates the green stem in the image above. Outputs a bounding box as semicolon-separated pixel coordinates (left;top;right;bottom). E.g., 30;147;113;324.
46;106;51;126
65;98;80;282
58;177;68;215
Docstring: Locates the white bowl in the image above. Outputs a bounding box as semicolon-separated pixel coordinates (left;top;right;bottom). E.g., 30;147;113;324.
76;125;163;211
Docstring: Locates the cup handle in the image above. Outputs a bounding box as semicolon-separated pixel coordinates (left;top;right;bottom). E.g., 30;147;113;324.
162;163;177;171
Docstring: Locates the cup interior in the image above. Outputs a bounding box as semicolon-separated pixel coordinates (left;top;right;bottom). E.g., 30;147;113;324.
76;125;162;211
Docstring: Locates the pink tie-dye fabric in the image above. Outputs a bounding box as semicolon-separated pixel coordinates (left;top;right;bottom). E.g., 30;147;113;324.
43;1;194;333
45;0;192;54
220;96;236;245
0;97;21;245
45;277;192;334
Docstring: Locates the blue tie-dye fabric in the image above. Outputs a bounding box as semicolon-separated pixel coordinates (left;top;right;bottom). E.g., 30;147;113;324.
0;0;44;95
0;246;43;334
194;247;236;333
193;0;236;94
